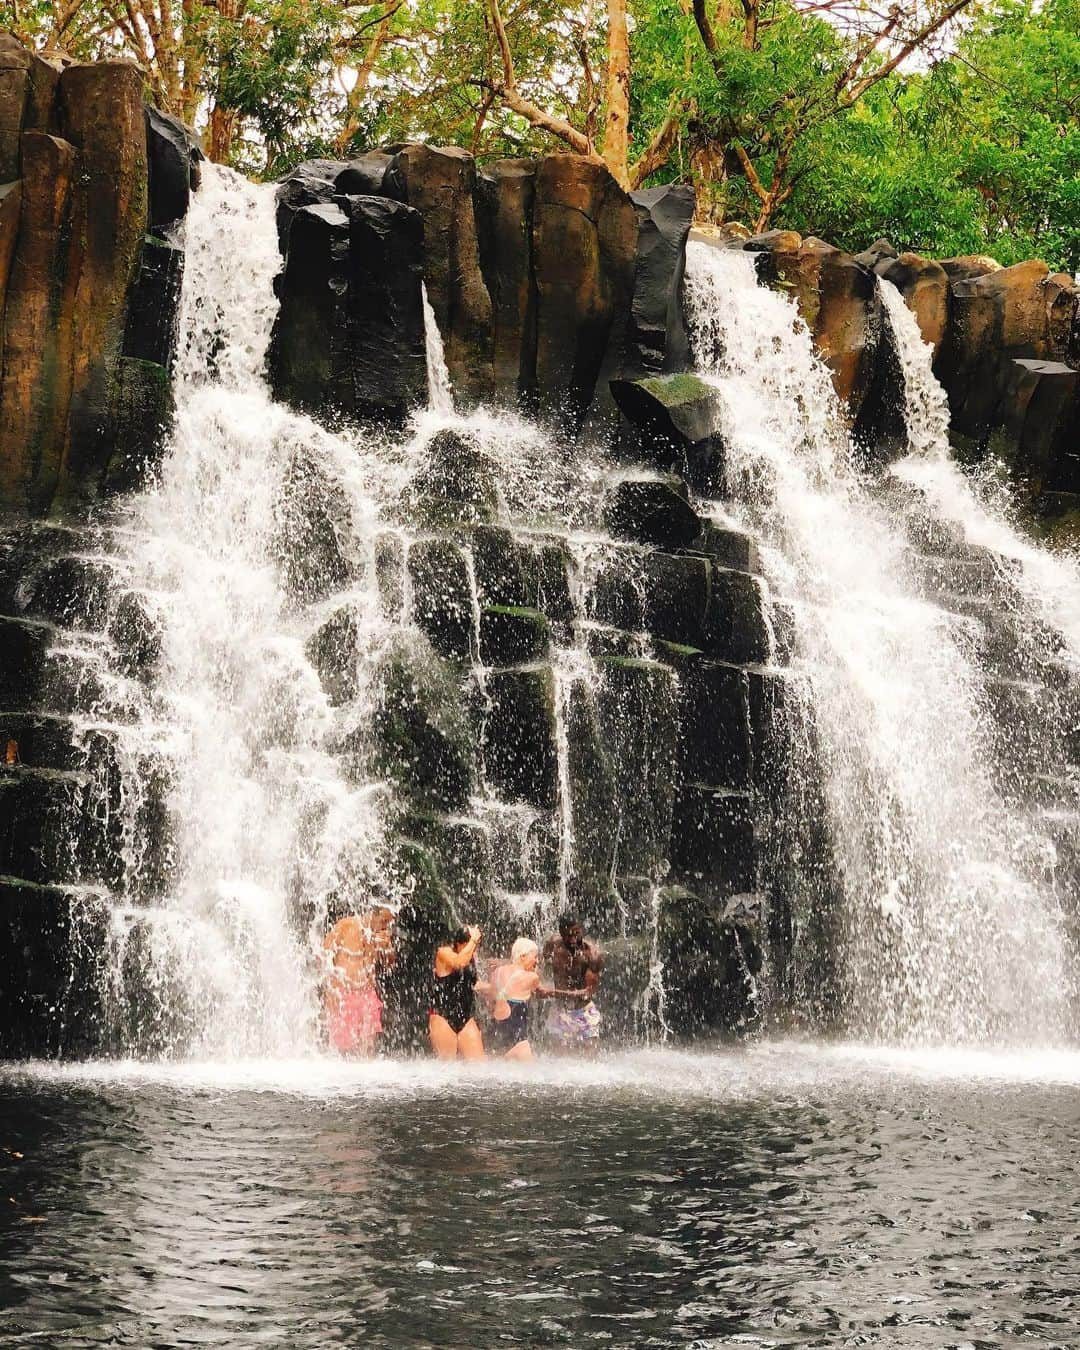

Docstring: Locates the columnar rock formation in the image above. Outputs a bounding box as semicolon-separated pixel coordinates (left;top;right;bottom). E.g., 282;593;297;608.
0;31;1076;1055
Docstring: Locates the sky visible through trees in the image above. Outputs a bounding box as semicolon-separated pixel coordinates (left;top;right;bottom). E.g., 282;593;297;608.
4;0;1078;268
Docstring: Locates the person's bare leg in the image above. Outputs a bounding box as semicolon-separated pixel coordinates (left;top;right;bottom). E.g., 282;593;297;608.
504;1039;532;1062
457;1019;484;1060
429;1014;459;1060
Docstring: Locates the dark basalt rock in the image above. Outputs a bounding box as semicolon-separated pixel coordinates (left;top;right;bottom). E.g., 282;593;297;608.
562;680;619;888
658;885;761;1034
532;154;636;430
693;522;759;574
481;666;557;808
407;428;501;527
641;552;711;649
705;568;771;665
669;784;755;893
274;448;354;603
604;474;701;549
597;655;678;877
0;616;50;711
385;142;494;403
145;105;203;232
274;157;346;254
307;606;359;706
124;235;184;370
988;358;1080;493
0;34;59;180
370;637;476;812
659;645;751;789
465;525;572;624
854;238;897;269
610;374;723;489
407;538;474;662
475;159;538;404
268;194;427;425
479;605;551;667
22;553;113;629
106;357;172;494
335;150;393;196
108;591;162;680
0;878;109;1058
626;183;695;377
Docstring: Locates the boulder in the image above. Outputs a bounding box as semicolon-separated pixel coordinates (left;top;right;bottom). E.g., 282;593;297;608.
532;154;636;429
475;159;538;403
693;521;759;574
466;525;573;624
609;373;723;487
105;357;171;494
385;143;494;402
54;61;148;507
604;474;700;548
479;605;551;667
335;150;393;196
625;182;695;377
789;241;882;412
274;157;345;253
854;238;897;269
343;194;428;421
407;537;474;662
938;259;1058;436
937;255;1001;283
0;132;78;514
369;636;476;811
481;666;557;808
744;229;802;258
145;105;203;231
875;252;949;355
987;359;1080;492
406;427;500;527
274;448;354;603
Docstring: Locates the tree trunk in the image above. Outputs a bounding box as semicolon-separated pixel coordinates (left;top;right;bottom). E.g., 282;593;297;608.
209;100;236;163
602;0;631;188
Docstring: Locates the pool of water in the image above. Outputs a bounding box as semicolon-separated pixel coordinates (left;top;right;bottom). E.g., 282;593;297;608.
1;1042;1078;1347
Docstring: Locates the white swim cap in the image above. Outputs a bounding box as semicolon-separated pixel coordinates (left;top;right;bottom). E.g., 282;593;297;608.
511;937;538;963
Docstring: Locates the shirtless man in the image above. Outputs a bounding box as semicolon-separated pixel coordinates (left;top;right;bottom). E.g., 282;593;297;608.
543;913;604;1051
322;905;395;1057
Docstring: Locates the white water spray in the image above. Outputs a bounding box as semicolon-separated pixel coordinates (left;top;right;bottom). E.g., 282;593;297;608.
684;242;1073;1044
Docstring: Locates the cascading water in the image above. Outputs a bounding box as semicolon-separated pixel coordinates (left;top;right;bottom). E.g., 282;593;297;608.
684;241;1075;1044
101;167;400;1056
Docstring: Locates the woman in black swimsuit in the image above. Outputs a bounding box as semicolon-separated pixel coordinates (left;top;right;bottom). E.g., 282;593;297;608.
429;925;484;1060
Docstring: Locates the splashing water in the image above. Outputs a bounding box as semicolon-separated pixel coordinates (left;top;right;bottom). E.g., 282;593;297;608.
684;242;1074;1045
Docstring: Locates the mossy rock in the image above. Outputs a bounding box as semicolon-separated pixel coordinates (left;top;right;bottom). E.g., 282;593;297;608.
370;636;476;811
406;428;501;527
407;537;474;661
604;474;700;549
479;604;551;667
481;666;557;808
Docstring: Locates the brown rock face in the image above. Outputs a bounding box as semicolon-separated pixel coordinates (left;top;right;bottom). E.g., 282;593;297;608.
0;178;21;316
938;255;1002;283
876;253;949;356
0;33;32;179
0;133;78;514
385;143;494;404
532;154;636;429
753;234;881;412
938;259;1063;435
54;61;148;506
476;158;538;405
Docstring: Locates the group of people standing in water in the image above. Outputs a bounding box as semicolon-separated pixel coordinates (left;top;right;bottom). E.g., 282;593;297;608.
321;906;604;1060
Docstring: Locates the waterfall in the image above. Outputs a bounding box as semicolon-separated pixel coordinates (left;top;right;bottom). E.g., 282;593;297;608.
103;167;397;1056
684;242;1074;1044
422;285;455;416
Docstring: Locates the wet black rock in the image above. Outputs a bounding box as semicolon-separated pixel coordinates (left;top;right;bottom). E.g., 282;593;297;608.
481;666;557;808
307;606;359;706
479;605;551;667
370;637;476;812
108;591;162;680
659;645;752;789
407;428;501;527
407;538;474;662
0;616;50;711
669;784;756;893
123;235;184;370
475;159;538;403
705;568;771;665
274;158;346;254
604;474;701;549
641;552;711;649
626;183;695;377
145;106;203;233
692;522;759;574
658;885;761;1034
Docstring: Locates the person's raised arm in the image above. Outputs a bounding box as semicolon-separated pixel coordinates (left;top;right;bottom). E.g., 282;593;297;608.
434;926;482;973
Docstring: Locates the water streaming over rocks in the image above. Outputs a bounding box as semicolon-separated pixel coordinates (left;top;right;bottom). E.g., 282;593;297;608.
684;241;1077;1044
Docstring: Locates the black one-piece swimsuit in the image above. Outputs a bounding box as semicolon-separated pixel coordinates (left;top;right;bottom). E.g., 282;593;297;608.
430;962;477;1033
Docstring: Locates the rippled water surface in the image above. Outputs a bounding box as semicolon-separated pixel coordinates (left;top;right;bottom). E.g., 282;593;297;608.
1;1044;1079;1347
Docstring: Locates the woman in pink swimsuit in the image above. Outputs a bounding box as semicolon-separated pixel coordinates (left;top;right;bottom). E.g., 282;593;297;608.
322;906;395;1056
